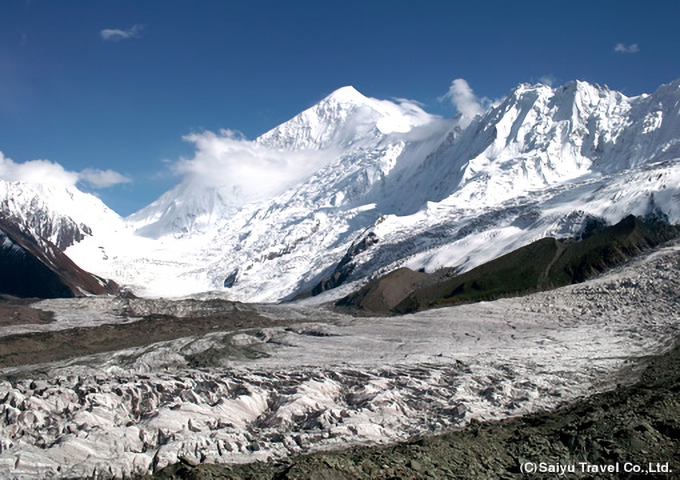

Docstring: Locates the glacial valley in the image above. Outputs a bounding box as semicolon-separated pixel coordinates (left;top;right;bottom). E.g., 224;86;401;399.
0;242;678;478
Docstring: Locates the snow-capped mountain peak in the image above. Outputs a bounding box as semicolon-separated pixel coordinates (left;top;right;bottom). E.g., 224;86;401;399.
323;85;367;104
257;85;435;150
127;86;439;239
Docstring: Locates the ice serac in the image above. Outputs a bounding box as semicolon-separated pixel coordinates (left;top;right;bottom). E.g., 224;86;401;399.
6;80;680;301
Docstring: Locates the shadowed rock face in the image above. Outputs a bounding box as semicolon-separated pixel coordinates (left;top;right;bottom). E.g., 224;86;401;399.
0;214;118;298
0;231;74;298
310;232;379;296
338;215;680;315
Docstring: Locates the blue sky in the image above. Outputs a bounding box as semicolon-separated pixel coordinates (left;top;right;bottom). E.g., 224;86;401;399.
1;0;679;215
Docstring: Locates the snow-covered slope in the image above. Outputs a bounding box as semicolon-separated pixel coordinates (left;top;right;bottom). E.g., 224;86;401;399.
0;181;124;250
8;79;680;300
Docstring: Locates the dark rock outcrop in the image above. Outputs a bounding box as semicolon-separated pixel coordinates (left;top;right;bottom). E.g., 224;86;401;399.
223;269;239;288
310;232;378;296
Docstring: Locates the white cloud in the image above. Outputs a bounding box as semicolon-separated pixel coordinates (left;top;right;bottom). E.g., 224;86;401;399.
614;43;640;54
392;97;426;108
0;151;130;189
539;75;556;87
0;152;79;186
439;78;499;126
79;168;132;188
100;24;144;42
173;129;339;205
442;79;484;120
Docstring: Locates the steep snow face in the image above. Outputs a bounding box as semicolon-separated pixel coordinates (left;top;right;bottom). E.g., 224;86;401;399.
402;81;631;209
9;80;680;300
602;78;680;168
426;79;680;210
128;181;238;238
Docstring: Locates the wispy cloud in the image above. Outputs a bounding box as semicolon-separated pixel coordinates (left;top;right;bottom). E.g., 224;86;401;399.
100;24;144;42
539;75;556;87
441;79;484;121
79;168;132;188
0;151;131;189
614;43;640;54
439;78;500;126
392;97;426;108
172;129;338;205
